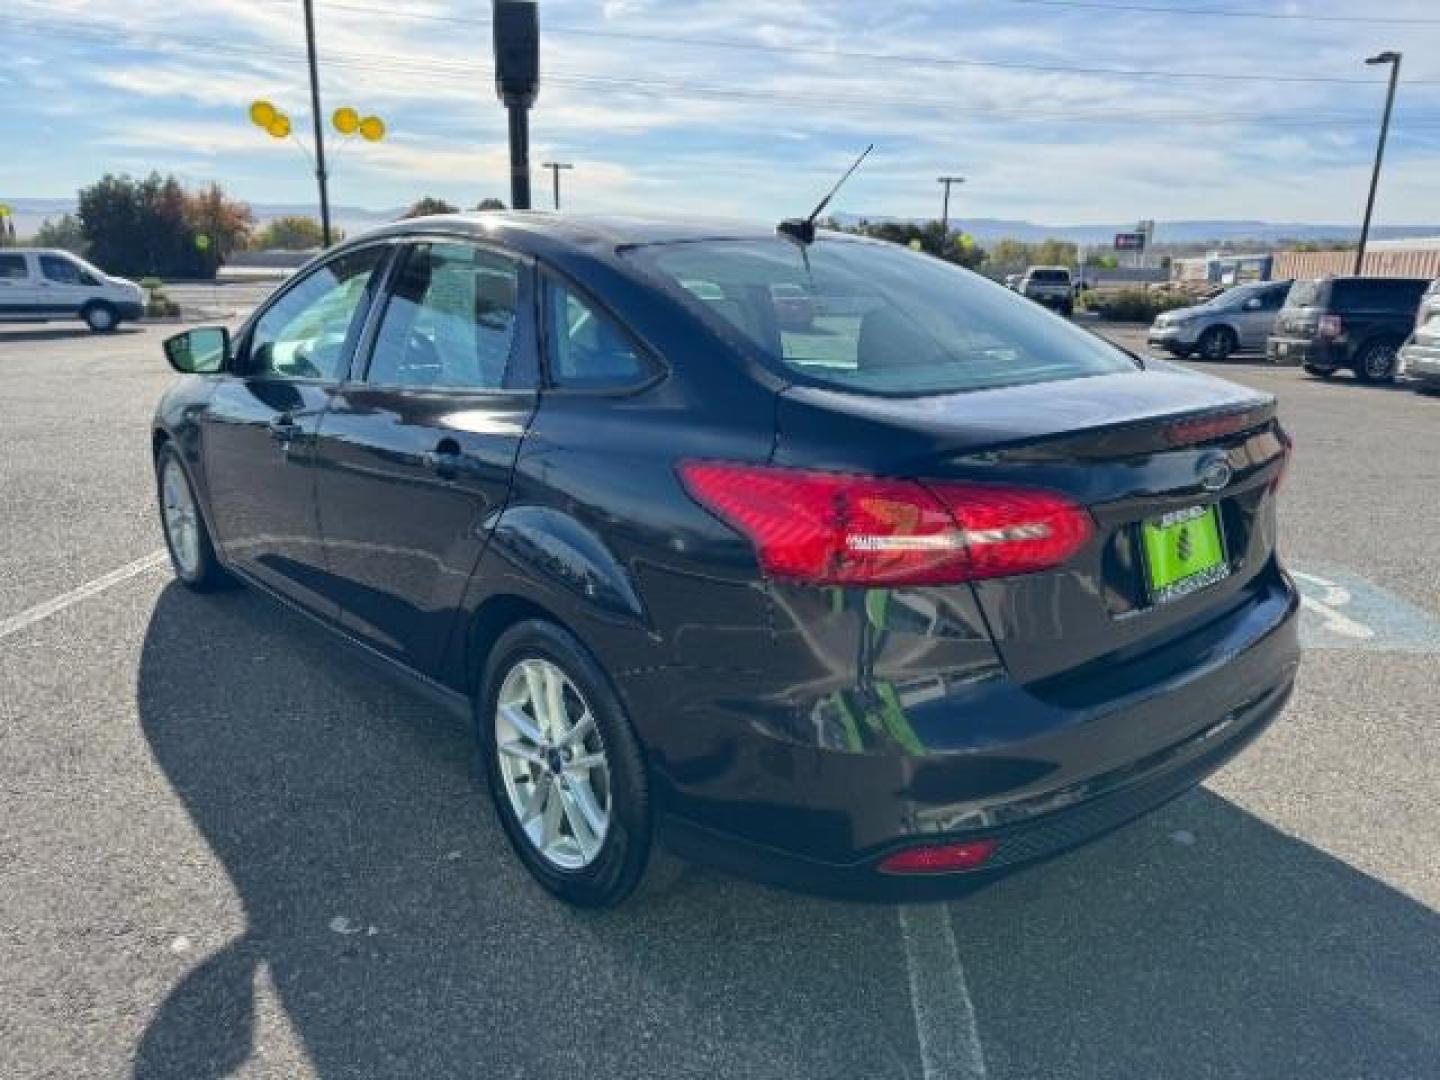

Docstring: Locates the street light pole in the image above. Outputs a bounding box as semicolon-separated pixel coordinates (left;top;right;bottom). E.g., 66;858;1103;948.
937;175;965;236
1355;50;1402;276
301;0;332;246
542;161;573;210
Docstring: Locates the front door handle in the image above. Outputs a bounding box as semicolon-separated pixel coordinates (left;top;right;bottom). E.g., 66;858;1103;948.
422;437;463;480
268;414;303;443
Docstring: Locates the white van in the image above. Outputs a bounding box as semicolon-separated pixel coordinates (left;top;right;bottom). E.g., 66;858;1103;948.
0;249;146;331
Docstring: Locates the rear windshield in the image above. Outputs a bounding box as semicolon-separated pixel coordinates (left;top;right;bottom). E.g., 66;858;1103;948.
1284;279;1329;308
624;238;1135;395
1331;278;1429;309
1027;269;1070;283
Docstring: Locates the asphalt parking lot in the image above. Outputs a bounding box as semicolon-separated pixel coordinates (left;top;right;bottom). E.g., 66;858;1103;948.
2;317;1438;1079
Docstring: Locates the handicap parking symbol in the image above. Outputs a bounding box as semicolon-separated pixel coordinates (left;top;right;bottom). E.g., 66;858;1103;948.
1291;565;1440;653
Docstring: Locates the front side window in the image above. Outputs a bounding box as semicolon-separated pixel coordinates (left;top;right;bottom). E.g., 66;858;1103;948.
246;246;387;380
366;243;521;390
544;281;651;389
628;238;1135;395
40;255;96;286
0;254;27;280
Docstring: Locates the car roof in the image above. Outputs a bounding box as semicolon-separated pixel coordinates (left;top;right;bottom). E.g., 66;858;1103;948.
348;211;806;252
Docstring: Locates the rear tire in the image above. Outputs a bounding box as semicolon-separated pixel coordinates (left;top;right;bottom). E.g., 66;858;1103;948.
155;444;232;591
1303;363;1334;379
1196;326;1237;362
1354;339;1400;384
83;302;118;333
478;619;678;908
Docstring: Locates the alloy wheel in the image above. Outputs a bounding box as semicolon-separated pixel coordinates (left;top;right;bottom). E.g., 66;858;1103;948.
1364;344;1397;380
161;459;201;577
494;657;612;871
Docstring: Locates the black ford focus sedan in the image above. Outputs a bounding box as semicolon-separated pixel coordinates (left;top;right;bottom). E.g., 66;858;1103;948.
153;213;1300;907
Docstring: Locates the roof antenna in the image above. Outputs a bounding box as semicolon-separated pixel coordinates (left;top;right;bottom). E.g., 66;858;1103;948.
778;143;873;245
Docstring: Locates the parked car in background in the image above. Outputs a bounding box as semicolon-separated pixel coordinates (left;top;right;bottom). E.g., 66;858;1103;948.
1268;276;1431;383
0;248;145;332
1397;279;1440;393
1148;280;1292;362
152;214;1297;907
1004;273;1022;291
1018;266;1073;317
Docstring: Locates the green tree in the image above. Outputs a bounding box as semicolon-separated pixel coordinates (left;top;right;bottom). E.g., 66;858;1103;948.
1031;238;1078;267
253;215;329;250
475;197;507;211
33;213;89;254
77;173;252;278
401;196;459;219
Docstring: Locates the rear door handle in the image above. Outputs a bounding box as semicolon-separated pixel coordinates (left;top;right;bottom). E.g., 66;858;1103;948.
268;414;303;443
422;437;463;479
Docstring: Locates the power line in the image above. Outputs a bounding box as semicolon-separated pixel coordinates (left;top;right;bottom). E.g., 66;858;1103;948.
990;0;1440;26
282;0;1438;87
8;12;1440;132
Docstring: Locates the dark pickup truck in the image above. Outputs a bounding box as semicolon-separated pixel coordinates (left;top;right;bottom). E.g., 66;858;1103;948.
1268;276;1431;383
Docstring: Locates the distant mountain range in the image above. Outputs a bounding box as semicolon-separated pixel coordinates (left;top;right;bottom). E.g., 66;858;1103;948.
5;196;1437;249
826;212;1440;248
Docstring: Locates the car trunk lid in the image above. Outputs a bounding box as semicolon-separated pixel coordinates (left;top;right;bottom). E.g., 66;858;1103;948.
774;368;1288;683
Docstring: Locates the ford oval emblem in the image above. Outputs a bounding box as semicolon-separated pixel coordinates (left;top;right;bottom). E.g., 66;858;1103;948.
1198;456;1232;492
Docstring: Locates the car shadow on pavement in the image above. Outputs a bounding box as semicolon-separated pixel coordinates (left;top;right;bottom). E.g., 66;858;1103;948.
0;326;145;343
132;583;1440;1080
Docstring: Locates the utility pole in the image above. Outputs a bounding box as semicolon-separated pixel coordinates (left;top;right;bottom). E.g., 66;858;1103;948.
542;161;573;210
301;0;332;246
1356;50;1402;276
937;176;965;236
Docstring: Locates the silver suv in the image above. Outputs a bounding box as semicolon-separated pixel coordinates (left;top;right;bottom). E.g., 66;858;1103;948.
1397;279;1440;392
1148;279;1291;361
1018;266;1073;317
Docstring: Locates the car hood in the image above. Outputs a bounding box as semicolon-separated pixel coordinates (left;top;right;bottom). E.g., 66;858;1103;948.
1155;305;1206;324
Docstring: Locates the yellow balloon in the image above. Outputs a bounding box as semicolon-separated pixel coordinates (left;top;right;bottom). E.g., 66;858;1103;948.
249;100;277;128
358;115;386;142
268;114;292;139
332;106;360;135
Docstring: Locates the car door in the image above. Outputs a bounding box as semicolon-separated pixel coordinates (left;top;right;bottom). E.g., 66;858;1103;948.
202;244;392;616
0;253;38;319
36;252;97;316
310;239;539;674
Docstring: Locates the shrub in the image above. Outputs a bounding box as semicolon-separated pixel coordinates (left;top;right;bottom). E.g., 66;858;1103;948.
1090;288;1194;322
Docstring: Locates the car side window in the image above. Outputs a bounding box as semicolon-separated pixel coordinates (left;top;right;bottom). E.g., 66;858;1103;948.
367;243;521;390
246;246;387;381
0;254;27;280
40;255;92;286
1259;287;1286;310
544;280;651;389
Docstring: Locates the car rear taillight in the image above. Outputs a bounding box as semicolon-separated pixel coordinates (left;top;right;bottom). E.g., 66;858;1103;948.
877;839;997;874
1318;314;1343;339
677;462;1093;586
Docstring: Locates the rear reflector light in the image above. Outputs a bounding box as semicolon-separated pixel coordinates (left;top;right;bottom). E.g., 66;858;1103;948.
678;461;1092;586
1318;314;1343;339
877;839;997;874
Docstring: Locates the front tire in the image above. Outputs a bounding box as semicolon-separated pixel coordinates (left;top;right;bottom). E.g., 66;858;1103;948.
478;619;670;908
155;444;231;591
1355;339;1400;384
83;302;118;333
1196;326;1237;362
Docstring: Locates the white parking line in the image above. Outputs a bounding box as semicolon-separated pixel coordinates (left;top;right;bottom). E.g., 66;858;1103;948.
898;903;989;1080
0;550;169;644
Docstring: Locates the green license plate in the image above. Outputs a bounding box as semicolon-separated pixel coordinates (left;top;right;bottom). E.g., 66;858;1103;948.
1141;505;1229;604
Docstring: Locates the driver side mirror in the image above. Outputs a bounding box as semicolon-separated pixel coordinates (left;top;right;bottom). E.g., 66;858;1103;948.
164;327;229;374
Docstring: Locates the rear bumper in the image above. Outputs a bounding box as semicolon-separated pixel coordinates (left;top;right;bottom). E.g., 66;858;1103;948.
643;566;1302;899
1267;335;1339;368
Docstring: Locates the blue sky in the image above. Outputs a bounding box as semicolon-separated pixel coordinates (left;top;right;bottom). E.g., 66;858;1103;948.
2;0;1439;224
